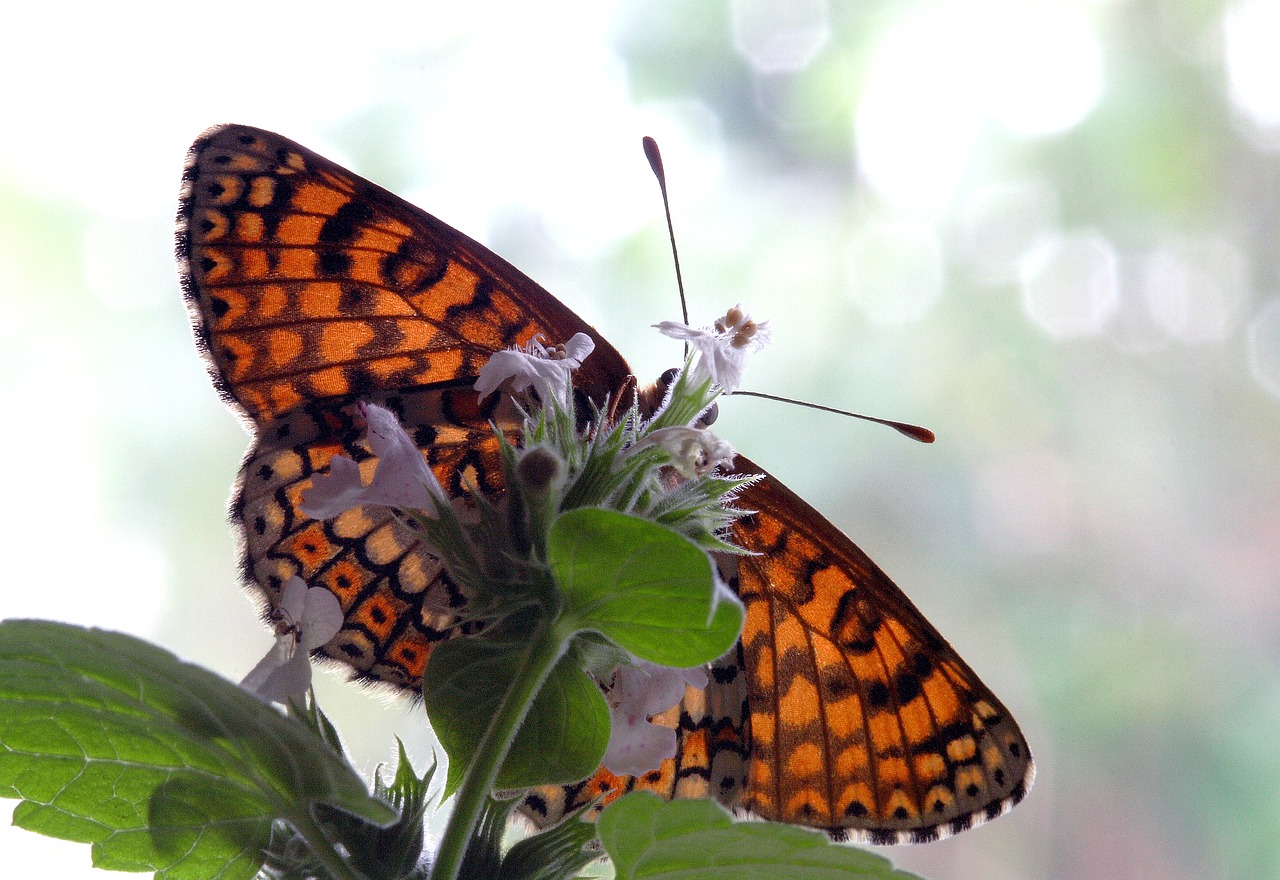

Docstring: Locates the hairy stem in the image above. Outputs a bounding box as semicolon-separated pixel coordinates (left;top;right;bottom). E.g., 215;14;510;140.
430;619;571;880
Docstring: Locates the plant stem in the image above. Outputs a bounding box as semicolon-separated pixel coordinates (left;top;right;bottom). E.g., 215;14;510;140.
430;619;571;880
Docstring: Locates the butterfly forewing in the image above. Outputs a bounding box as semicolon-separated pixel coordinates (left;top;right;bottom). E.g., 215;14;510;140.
177;124;631;426
729;456;1033;842
176;124;1031;842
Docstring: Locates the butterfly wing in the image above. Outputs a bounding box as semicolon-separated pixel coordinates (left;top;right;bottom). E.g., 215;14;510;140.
526;457;1032;842
177;125;632;684
178;124;631;422
727;454;1033;842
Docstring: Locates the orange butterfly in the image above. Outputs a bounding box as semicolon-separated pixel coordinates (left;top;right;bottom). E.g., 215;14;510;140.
177;124;1032;844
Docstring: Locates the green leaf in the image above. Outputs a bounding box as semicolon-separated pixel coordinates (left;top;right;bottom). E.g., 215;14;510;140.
549;508;743;666
0;620;395;880
598;793;926;880
423;634;609;796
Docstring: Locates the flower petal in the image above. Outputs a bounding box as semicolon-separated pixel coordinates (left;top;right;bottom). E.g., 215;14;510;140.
299;456;368;519
602;716;677;778
561;332;595;366
614;663;688;718
240;634;294;696
654;321;700;341
299;586;344;650
474;333;594;406
299;404;446;519
361;403;447;508
279;575;309;623
675;665;709;691
474;349;526;400
601;660;710;776
253;651;314;704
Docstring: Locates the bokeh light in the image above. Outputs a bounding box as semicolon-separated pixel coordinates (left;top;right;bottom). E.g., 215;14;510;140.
732;0;830;73
1224;0;1280;142
960;178;1061;284
1020;231;1120;337
855;1;1102;212
1248;296;1280;399
845;219;944;324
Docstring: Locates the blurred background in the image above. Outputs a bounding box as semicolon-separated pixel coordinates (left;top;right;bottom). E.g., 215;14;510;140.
2;1;1278;878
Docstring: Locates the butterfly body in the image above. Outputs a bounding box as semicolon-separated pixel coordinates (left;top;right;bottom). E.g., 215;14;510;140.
178;124;1032;844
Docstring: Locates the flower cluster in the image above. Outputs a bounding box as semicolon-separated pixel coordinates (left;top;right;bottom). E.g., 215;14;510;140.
242;306;770;776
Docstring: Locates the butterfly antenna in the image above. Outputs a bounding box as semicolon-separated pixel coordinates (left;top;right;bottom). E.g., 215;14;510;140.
643;136;690;328
730;390;937;443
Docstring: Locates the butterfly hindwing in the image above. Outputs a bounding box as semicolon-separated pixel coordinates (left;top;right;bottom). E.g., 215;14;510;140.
176;124;1031;841
526;457;1033;842
234;385;517;687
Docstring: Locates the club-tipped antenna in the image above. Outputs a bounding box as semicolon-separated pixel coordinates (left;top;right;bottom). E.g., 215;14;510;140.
642;138;930;445
730;390;936;443
643;136;690;328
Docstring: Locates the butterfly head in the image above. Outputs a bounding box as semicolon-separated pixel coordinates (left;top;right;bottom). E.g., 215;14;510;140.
634;366;718;428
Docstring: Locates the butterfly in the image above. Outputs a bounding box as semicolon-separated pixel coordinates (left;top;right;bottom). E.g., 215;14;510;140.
176;124;1033;844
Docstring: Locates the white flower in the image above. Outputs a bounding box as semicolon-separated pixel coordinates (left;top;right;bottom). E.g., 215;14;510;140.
300;402;447;519
241;576;343;703
655;305;770;392
602;661;709;777
634;426;736;478
474;332;595;408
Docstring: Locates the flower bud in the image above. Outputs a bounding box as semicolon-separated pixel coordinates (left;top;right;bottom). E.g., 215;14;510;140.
516;445;564;497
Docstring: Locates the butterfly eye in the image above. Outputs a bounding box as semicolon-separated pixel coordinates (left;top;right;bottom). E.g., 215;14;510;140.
657;367;680;390
698;403;719;427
